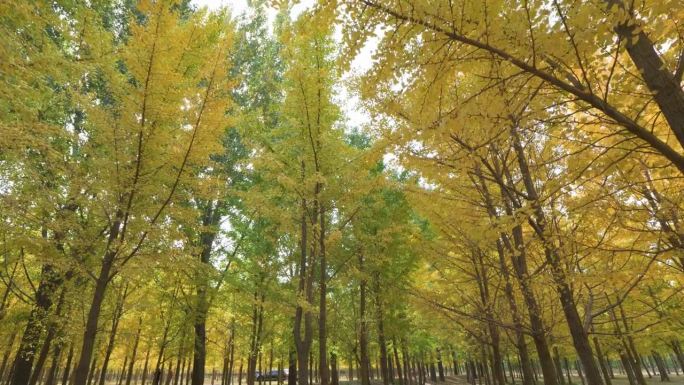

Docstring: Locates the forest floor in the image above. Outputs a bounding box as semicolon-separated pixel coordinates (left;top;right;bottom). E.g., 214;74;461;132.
329;375;684;385
250;374;684;385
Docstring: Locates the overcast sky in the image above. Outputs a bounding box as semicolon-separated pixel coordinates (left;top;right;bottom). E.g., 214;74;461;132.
190;0;377;133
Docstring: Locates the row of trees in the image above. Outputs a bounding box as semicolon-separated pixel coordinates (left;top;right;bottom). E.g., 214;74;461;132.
327;0;684;385
1;3;683;385
0;3;446;385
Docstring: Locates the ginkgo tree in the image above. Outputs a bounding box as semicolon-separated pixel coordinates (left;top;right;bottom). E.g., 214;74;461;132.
1;2;683;385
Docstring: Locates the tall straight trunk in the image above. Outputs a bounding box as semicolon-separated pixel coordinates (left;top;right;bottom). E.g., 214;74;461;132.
330;354;338;385
618;354;636;385
358;254;370;385
392;341;403;385
553;347;565;385
497;240;534;385
670;354;679;375
11;264;61;385
192;204;220;385
61;344;74;385
416;360;423;385
652;352;670;382
348;354;353;382
126;319;143;385
247;291;264;385
118;357;129;385
191;296;207;385
87;357;98;385
221;354;228;385
29;286;67;385
576;361;585;385
184;357;191;385
174;352;182;385
404;347;412;385
470;247;504;385
288;349;296;385
608;302;645;385
308;352;313;385
671;341;684;372
452;351;459;376
373;273;389;385
388;351;394;382
140;341;152;385
591;338;611;385
44;341;63;385
166;363;174;385
436;350;445;382
483;165;555;385
510;128;602;385
294;192;313;385
237;361;243;385
99;289;126;385
640;357;652;379
227;323;235;385
73;217;121;385
318;206;328;385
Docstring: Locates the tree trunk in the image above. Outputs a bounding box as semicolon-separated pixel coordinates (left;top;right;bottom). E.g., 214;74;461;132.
99;289;126;385
671;341;684;373
652;352;670;382
318;206;328;385
192;204;220;385
29;286;67;385
510;128;602;385
126;319;143;385
358;254;370;385
73;244;118;385
591;338;611;385
44;341;63;385
619;354;636;385
373;273;389;385
61;344;74;385
392;341;403;385
612;4;684;151
330;354;338;385
288;349;296;385
553;347;565;385
11;264;61;385
436;350;445;382
294;194;313;385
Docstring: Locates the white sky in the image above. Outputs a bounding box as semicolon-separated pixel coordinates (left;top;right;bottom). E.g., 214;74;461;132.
190;0;376;131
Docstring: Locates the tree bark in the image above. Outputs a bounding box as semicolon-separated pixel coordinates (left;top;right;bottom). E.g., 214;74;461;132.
592;338;611;385
510;128;602;385
358;254;370;385
651;352;670;382
61;344;74;385
294;193;313;385
11;264;61;385
318;206;329;385
611;2;684;150
192;203;221;385
98;288;126;385
392;341;403;385
125;319;143;385
373;273;389;385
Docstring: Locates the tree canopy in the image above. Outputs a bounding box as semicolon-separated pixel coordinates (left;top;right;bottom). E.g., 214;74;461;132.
0;3;682;385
